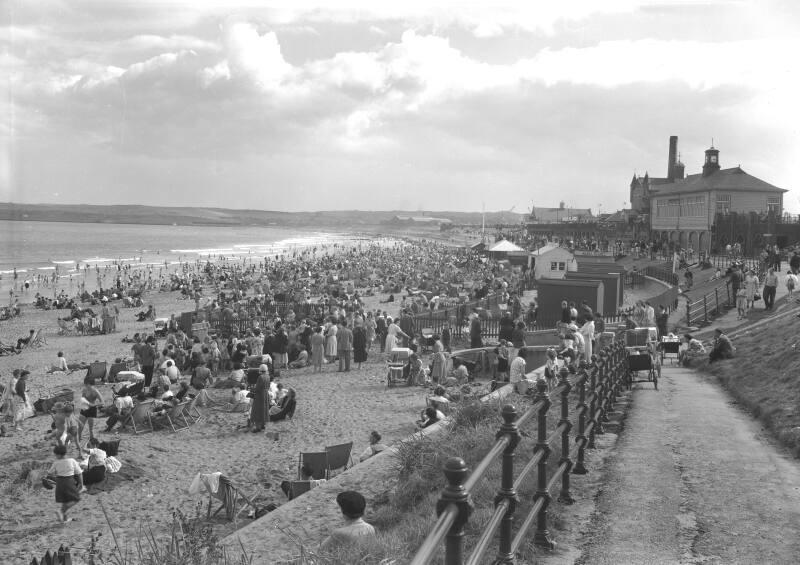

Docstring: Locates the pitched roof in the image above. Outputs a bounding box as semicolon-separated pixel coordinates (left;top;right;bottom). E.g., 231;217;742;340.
649;167;786;196
489;239;525;252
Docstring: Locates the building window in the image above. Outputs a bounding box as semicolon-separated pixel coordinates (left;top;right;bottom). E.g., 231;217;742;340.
767;196;781;214
716;194;731;214
550;262;558;271
684;196;705;217
550;261;566;271
668;199;680;217
558;262;566;271
656;199;667;218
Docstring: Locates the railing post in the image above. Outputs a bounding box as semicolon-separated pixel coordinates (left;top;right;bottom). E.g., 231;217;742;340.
573;367;589;474
557;368;574;504
438;457;474;565
495;405;521;564
597;351;610;425
532;378;554;549
587;357;600;448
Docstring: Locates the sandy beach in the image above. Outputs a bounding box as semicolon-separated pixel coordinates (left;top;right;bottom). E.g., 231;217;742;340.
0;286;426;564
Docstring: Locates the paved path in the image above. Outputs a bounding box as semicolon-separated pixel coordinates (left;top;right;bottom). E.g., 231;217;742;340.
576;366;800;565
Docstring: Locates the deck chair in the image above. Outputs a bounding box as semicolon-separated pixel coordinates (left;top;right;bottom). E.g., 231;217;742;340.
298;451;329;480
123;400;154;434
206;475;258;524
286;480;312;500
87;361;108;383
182;394;203;424
28;329;47;349
325;442;354;476
113;380;144;400
108;362;127;383
153;401;190;432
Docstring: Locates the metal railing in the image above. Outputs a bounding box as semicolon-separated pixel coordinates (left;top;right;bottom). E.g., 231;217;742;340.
686;281;732;326
409;342;628;565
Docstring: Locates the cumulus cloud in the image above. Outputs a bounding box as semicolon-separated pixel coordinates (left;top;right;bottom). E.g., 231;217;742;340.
3;1;799;211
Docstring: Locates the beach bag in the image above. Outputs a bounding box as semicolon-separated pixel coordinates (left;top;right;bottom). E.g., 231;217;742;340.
41;476;56;490
754;293;761;301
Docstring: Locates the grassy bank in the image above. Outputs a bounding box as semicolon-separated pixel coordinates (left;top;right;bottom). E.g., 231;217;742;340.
293;390;580;565
700;313;800;457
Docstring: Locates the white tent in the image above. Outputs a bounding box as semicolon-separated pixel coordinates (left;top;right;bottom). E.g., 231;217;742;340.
488;240;524;253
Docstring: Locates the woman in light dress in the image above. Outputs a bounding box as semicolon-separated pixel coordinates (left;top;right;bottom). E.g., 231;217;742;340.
384;316;410;353
744;269;759;313
580;314;595;362
325;320;338;363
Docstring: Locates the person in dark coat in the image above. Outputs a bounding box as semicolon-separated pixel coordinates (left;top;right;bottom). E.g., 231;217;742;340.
498;312;514;342
469;313;482;348
352;322;368;369
250;364;269;432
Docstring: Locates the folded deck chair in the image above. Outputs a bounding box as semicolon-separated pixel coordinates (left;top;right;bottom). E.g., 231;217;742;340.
325;442;354;476
123;401;154;434
87;361;108;383
298;451;329;480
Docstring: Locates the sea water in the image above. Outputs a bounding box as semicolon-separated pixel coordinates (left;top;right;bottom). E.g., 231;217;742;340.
0;220;371;300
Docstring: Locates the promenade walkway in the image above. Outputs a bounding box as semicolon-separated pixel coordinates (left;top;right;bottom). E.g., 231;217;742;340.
576;365;800;564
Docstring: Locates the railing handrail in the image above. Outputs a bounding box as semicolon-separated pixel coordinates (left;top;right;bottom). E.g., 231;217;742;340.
410;342;628;564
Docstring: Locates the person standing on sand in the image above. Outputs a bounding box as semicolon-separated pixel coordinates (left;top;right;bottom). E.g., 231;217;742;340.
337;319;353;372
250;364;269;433
310;326;325;372
139;336;156;388
47;444;84;523
352;320;367;370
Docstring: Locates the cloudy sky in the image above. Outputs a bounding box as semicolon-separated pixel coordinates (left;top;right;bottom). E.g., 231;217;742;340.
2;1;799;213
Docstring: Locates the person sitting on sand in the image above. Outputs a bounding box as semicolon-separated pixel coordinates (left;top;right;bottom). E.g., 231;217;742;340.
47;444;85;523
288;348;309;369
268;387;296;421
48;351;69;373
82;438;107;486
320;491;376;551
223;384;250;413
358;431;388;462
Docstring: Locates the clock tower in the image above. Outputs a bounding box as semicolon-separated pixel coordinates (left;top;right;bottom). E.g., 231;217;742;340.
702;145;720;177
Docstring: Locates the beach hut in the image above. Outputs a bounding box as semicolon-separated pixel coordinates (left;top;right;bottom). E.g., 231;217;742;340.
531;245;577;280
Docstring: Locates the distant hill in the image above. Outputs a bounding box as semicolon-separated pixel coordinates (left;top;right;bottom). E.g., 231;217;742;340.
0;202;524;228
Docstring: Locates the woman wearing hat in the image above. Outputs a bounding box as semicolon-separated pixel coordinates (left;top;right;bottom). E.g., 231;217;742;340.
250;364;270;433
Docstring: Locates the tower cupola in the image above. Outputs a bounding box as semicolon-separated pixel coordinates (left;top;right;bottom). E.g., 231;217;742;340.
702;145;720;176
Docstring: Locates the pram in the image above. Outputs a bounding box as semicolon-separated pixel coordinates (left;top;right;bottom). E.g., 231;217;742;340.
420;328;435;354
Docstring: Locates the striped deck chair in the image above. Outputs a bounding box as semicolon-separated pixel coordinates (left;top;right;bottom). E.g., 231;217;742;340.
123;400;154;434
206;475;258;524
152;401;190;432
28;329;47;349
182;393;204;424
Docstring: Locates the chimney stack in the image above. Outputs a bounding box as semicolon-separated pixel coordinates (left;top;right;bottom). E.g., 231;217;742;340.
667;135;678;181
